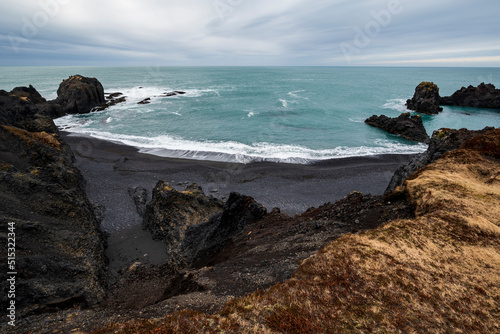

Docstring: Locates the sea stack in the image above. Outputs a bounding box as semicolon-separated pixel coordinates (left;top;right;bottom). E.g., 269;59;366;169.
406;81;443;114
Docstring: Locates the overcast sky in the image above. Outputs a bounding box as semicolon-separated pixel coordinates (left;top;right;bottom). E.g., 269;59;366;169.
1;0;499;66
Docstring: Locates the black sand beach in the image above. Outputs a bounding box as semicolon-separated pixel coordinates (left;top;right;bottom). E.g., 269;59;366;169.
61;132;416;277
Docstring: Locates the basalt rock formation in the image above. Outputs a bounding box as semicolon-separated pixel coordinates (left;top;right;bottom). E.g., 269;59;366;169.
365;113;430;143
440;82;500;109
0;82;107;315
406;81;443;114
385;126;495;194
143;182;267;269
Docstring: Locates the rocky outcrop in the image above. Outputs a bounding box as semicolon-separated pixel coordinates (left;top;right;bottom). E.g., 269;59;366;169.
161;91;186;97
365;113;430;143
143;182;267;269
0;85;107;314
143;182;224;242
440;83;500;109
128;186;148;216
385;126;495;194
406;81;443;114
53;75;105;116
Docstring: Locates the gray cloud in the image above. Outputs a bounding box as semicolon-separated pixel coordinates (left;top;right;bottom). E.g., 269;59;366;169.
0;0;499;66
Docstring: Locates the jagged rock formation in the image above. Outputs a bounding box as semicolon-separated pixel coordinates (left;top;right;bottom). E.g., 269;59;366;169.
385;126;495;194
440;83;500;109
143;182;267;269
365;113;430;143
406;81;443;114
0;83;107;314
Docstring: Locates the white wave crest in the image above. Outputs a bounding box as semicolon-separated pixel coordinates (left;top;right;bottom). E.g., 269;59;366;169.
56;124;427;164
382;98;409;113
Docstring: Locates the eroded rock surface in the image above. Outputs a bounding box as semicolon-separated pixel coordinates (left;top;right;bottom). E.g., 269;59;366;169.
440;82;500;109
0;84;107;315
406;81;443;114
365;113;430;143
143;182;268;269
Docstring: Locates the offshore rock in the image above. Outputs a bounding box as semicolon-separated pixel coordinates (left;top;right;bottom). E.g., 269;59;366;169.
54;75;105;116
0;85;107;314
440;83;500;109
143;183;266;269
365;113;430;143
406;81;443;114
385;126;495;194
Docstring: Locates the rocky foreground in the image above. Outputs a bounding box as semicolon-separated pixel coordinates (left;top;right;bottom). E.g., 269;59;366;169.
93;128;500;334
0;76;498;333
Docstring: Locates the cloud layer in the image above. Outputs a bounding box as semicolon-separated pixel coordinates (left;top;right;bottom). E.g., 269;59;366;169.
1;0;499;66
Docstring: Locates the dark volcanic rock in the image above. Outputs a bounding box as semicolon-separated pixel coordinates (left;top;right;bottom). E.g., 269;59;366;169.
93;94;127;112
143;182;267;269
0;86;107;314
440;83;500;109
161;91;186;97
54;75;105;116
138;98;151;105
143;181;224;242
365;113;430;143
128;187;148;216
186;191;267;268
385;126;495;194
406;81;443;114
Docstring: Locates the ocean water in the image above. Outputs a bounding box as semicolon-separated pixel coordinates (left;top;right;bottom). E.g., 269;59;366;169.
1;66;499;164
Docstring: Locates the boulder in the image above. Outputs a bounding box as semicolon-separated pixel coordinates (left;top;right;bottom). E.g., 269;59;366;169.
440;83;500;109
385;126;495;194
365;113;430;143
54;75;105;116
406;81;443;114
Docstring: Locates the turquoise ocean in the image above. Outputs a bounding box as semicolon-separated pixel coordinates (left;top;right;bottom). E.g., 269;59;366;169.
1;66;499;164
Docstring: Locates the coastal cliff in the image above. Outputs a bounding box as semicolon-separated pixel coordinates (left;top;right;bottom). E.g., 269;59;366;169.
0;77;108;315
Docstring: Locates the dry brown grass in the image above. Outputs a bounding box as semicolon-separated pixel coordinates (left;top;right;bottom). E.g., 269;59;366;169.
92;129;500;334
3;125;61;150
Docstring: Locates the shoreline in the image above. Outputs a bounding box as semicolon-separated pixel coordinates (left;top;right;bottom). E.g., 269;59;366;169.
61;131;417;231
